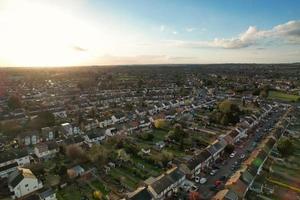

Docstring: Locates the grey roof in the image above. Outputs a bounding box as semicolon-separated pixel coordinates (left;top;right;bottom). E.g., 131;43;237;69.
39;188;55;199
225;189;239;200
128;187;152;200
168;168;185;182
0;162;18;172
150;175;173;195
8;170;24;188
150;168;185;195
0;149;28;164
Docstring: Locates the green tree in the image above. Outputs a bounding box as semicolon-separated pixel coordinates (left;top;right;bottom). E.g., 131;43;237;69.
224;144;235;154
218;100;240;114
277;137;294;157
8;95;22;110
87;145;109;166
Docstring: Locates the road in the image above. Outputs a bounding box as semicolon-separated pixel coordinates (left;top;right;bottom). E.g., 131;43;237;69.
197;108;285;199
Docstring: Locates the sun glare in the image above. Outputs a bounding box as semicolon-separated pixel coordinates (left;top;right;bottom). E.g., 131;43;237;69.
0;1;100;67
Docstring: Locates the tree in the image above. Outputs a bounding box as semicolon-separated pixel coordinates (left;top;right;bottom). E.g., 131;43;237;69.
189;191;201;200
173;123;183;141
7;95;22;110
171;123;188;149
218;100;240;114
38;111;55;126
93;190;103;200
224;144;235;155
215;100;241;125
154;119;168;129
117;149;131;162
87;145;108;166
66;145;85;161
161;150;174;166
277;137;294;157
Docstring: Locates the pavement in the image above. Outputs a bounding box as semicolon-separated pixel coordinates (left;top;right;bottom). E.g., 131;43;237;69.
196;108;285;200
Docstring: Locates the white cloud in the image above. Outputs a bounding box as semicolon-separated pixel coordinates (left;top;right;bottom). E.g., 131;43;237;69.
169;20;300;49
172;31;178;35
160;25;165;32
186;27;196;32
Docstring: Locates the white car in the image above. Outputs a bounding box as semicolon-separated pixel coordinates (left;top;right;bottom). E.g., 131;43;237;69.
200;178;207;184
230;151;237;158
195;176;200;183
210;169;218;176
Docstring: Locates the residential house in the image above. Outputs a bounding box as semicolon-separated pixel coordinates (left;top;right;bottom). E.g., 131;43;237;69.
67;165;85;178
180;149;212;178
105;127;118;137
61;123;73;137
146;167;186;200
84;128;106;144
34;142;58;160
112;113;127;124
99;118;114;128
207;139;227;161
127;186;153;200
38;188;57;200
40;127;55;142
139;118;152;131
18;131;40;146
0;149;30;178
8;168;43;199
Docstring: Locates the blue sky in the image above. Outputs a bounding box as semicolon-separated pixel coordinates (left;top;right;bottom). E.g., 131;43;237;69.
0;0;299;66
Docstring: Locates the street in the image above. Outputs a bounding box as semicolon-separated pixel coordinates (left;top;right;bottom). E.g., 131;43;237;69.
197;107;285;199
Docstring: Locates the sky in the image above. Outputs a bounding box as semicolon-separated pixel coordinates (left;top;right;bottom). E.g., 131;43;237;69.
0;0;300;67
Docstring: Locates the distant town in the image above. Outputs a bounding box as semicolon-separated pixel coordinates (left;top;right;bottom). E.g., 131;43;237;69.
0;64;300;200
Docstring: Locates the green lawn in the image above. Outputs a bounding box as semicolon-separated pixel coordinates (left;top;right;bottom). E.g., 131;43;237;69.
57;184;92;200
268;90;300;102
131;156;162;175
90;180;110;195
152;128;169;142
109;168;142;190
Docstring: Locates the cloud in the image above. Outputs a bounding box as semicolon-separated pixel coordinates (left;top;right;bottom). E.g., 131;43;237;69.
72;46;88;52
172;31;178;35
160;25;165;32
169;20;300;49
186;27;196;32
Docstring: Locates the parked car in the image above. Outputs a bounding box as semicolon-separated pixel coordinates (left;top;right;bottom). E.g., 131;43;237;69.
240;154;246;159
195;176;200;183
200;178;207;184
230;151;237;158
210;169;218;176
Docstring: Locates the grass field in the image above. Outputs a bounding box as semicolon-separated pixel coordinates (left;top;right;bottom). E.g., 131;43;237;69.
268;90;300;102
